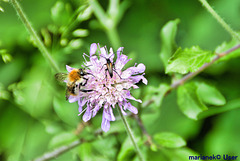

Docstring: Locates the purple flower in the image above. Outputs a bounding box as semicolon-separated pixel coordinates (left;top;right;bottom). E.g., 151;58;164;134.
67;43;147;132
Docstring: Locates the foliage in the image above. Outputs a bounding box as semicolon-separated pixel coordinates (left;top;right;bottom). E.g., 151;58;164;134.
0;0;240;161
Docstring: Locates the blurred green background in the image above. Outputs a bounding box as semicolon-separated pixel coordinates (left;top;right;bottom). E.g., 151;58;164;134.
0;0;240;160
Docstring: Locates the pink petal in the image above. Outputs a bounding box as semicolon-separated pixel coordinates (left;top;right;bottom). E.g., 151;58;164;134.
136;63;146;73
101;117;110;132
117;47;124;58
103;107;115;121
68;95;78;103
124;102;138;114
83;106;91;122
78;98;87;112
125;91;142;103
66;65;74;72
118;103;127;115
115;54;131;71
90;43;97;56
100;47;107;57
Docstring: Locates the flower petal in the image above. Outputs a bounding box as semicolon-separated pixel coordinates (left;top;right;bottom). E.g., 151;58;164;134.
101;117;110;132
118;103;127;115
136;63;146;73
115;54;131;71
92;104;100;117
125;91;142;103
123;102;138;114
68;95;78;103
103;106;116;121
117;47;124;58
66;65;74;72
121;63;146;78
83;106;92;122
90;43;97;56
100;46;107;58
78;98;87;112
130;75;148;84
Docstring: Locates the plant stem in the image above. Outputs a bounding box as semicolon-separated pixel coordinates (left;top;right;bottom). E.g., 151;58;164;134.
106;27;121;50
117;106;145;161
33;140;82;161
10;0;61;72
199;0;240;41
89;0;121;50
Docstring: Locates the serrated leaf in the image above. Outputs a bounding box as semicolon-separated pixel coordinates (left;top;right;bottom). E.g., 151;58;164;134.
48;132;78;149
177;83;208;120
197;82;226;106
154;132;186;148
215;38;240;62
160;19;180;68
166;46;215;74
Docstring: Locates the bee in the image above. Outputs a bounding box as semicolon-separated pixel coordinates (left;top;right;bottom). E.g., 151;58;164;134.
55;68;93;100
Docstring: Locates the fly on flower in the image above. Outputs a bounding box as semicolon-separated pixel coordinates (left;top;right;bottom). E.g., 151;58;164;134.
55;67;93;100
62;43;148;132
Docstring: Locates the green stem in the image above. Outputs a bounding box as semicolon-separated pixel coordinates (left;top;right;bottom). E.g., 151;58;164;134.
106;27;121;51
89;0;121;50
10;0;61;72
199;0;240;41
117;106;145;161
89;0;109;28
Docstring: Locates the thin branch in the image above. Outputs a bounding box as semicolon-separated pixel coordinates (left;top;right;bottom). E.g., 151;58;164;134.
10;0;60;72
199;0;240;41
32;140;83;161
117;106;145;161
170;44;240;90
133;114;153;146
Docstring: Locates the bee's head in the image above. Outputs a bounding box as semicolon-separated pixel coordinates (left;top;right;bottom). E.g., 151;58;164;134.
78;69;86;76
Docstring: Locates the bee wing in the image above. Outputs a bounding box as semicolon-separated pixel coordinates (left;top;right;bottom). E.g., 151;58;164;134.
55;73;68;83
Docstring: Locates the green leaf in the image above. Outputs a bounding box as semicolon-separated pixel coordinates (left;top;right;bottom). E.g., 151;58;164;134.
167;147;199;161
177;82;208;120
215;38;240;62
48;132;78;149
198;98;240;119
0;6;4;12
197;82;226;106
92;136;118;160
160;19;180;68
78;142;94;161
154;132;186;148
117;137;135;161
53;97;80;127
143;84;170;108
166;46;215;74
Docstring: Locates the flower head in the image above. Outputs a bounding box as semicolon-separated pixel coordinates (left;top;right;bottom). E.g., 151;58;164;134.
66;43;147;132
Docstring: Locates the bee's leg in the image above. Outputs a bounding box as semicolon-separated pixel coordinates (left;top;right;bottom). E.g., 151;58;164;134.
80;77;88;86
80;89;93;92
